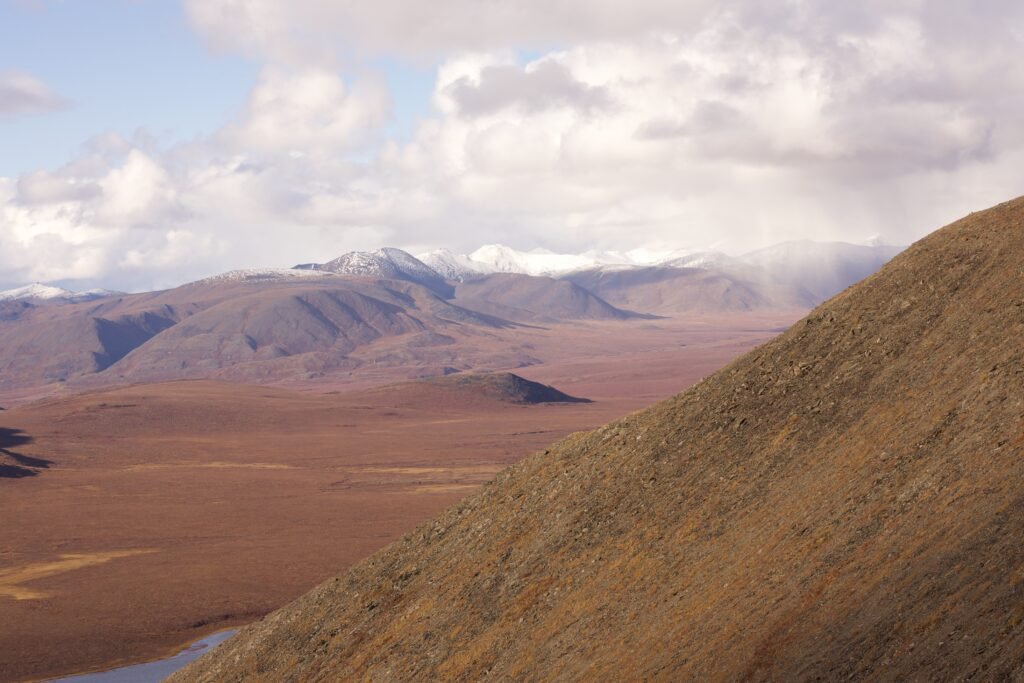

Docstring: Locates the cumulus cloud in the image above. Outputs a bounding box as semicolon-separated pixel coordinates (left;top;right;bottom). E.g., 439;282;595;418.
2;1;1023;290
441;60;613;116
16;170;101;205
219;67;390;155
0;70;68;117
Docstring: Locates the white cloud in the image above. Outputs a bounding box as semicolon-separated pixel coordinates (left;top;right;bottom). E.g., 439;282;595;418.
219;67;390;155
0;70;67;117
16;170;101;205
95;150;183;227
182;0;720;61
442;59;613;116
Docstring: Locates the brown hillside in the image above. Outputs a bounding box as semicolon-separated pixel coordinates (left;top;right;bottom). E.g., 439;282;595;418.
454;273;637;322
0;277;514;395
565;265;813;314
173;196;1024;681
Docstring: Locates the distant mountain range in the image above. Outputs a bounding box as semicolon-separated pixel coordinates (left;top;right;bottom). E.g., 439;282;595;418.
421;245;641;278
287;239;903;312
418;240;902;284
0;239;903;396
2;239;902;306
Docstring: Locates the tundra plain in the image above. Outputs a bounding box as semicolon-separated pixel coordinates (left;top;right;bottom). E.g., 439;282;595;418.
0;315;795;682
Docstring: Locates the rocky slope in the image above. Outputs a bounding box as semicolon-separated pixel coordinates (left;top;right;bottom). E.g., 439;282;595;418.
172;196;1024;681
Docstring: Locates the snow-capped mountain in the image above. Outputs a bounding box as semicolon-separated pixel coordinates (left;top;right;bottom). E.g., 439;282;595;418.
73;288;122;301
418;244;756;278
0;283;75;302
419;244;647;279
417;248;490;281
297;248;453;298
0;283;120;303
467;245;635;276
191;268;334;286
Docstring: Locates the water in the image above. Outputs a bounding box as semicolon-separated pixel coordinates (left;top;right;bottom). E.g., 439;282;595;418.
49;630;237;683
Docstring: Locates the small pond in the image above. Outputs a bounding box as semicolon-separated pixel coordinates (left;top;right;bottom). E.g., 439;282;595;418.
49;630;237;683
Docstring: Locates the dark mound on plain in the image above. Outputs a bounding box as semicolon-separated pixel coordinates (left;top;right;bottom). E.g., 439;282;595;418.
172;196;1024;681
428;372;592;404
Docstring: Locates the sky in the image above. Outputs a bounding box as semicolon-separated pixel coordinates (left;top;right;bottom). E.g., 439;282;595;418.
1;0;1022;292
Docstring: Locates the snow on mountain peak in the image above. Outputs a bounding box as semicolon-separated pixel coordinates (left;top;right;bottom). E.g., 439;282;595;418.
418;244;736;278
0;283;75;302
467;244;634;276
0;283;120;303
191;268;333;286
318;248;437;279
417;248;491;281
305;248;454;297
376;247;447;284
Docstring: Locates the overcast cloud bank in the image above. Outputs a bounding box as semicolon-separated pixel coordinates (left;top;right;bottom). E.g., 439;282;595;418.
1;1;1022;291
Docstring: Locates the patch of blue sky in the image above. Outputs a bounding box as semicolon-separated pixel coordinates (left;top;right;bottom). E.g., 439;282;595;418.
0;0;259;176
372;55;438;143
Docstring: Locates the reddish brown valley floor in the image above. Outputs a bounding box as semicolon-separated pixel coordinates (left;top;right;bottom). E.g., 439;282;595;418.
0;315;794;682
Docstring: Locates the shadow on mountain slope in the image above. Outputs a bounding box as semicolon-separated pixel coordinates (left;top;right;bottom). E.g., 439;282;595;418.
0;427;51;478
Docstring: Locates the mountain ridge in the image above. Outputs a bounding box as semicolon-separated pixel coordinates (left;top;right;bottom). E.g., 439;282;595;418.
0;283;121;304
453;273;643;322
295;248;454;298
0;276;520;394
